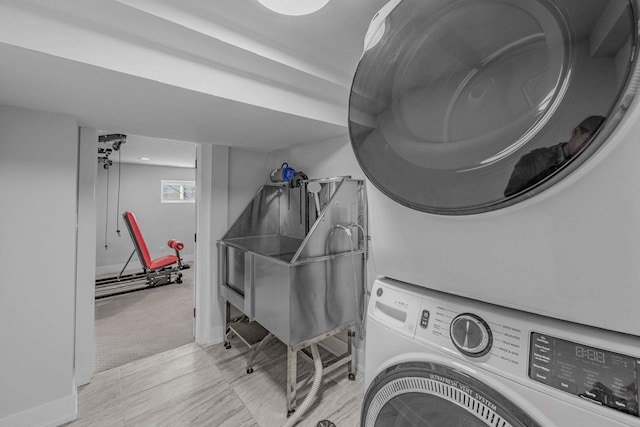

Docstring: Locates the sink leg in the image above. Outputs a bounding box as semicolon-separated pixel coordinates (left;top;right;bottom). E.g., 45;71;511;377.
348;328;356;381
246;332;273;373
287;346;298;414
223;301;233;349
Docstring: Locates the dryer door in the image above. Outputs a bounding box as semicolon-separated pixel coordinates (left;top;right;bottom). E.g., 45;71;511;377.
362;362;541;427
349;0;639;214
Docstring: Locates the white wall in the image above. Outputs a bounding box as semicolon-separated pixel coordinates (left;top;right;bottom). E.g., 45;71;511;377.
266;134;364;181
75;127;98;387
195;144;228;345
0;105;78;426
226;135;365;224
95;163;196;274
228;147;274;222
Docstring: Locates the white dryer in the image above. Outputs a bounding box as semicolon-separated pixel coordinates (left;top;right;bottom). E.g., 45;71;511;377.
349;0;640;335
363;278;640;426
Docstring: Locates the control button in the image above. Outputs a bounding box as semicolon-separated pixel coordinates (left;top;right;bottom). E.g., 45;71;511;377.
552;378;576;394
536;335;550;344
533;353;551;364
614;400;628;409
532;362;550;373
376;288;383;297
420;310;430;329
534;372;549;382
450;313;492;358
530;364;551;384
533;341;551;354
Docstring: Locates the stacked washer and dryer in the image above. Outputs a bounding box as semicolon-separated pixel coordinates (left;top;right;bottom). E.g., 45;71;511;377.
348;0;640;426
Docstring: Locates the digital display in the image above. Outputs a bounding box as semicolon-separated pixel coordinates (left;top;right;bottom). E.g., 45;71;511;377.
529;332;639;417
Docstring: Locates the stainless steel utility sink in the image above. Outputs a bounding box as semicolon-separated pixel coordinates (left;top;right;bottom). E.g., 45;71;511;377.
217;177;367;347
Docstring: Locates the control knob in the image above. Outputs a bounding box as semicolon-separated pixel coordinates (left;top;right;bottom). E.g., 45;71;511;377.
450;313;492;358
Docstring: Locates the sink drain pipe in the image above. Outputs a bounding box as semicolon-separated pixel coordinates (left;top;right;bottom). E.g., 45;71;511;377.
283;343;323;427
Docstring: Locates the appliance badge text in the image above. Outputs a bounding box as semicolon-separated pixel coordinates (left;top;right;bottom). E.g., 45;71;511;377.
428;373;497;412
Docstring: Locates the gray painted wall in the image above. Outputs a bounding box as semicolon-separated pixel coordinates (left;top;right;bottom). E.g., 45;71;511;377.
95;163;196;274
0;105;78;426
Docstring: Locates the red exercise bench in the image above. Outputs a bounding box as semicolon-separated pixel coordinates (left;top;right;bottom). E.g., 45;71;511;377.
123;211;183;271
121;210;188;282
94;211;189;298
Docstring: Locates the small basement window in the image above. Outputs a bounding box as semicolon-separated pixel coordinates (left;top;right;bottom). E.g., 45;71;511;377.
161;180;196;203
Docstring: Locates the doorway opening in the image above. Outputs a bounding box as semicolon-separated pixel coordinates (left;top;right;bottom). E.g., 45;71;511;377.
93;132;197;373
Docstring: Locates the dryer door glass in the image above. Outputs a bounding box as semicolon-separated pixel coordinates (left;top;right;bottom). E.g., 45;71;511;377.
362;362;542;427
372;393;488;426
349;0;638;214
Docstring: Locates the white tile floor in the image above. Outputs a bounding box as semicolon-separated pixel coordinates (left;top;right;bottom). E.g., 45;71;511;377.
64;334;363;427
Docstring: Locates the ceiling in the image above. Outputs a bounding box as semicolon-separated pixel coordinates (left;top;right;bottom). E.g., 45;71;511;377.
0;0;388;157
98;131;197;168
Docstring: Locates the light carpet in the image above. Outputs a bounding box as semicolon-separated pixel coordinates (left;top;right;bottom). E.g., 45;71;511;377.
95;264;194;372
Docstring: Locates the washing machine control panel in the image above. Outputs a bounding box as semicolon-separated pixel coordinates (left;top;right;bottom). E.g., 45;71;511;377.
372;278;640;423
529;332;640;418
369;283;423;338
415;297;526;375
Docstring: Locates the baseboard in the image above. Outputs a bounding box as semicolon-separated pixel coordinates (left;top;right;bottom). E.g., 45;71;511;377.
196;325;225;347
75;357;96;387
0;391;77;427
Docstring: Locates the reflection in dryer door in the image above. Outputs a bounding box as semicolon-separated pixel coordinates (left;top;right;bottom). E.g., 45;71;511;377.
349;0;638;213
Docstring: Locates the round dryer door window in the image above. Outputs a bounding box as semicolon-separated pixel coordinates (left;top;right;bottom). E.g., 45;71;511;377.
349;0;639;214
362;362;542;427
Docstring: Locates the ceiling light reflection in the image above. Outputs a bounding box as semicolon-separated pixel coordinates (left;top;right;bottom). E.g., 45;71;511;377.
256;0;330;16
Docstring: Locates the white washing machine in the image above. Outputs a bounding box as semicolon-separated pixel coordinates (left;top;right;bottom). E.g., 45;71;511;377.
363;278;640;426
349;0;640;336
